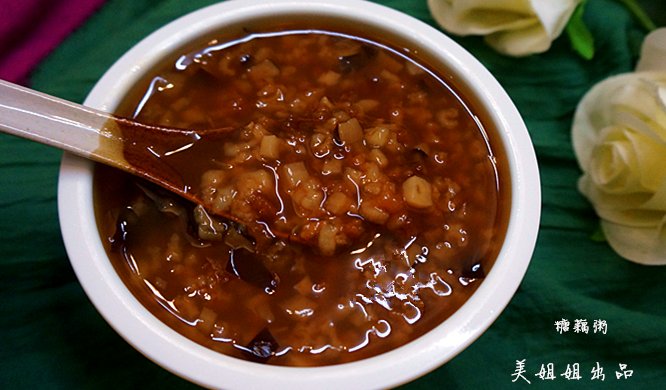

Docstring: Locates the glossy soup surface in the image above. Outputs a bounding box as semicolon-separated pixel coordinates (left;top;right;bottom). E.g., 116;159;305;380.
94;29;510;366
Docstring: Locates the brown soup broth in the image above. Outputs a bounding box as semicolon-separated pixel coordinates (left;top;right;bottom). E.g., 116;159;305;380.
94;28;510;366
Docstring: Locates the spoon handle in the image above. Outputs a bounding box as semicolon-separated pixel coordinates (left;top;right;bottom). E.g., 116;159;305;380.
0;79;129;168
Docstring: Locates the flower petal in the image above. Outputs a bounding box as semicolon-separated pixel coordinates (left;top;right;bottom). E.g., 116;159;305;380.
427;0;537;36
636;28;666;72
624;128;666;191
602;216;666;265
573;75;629;170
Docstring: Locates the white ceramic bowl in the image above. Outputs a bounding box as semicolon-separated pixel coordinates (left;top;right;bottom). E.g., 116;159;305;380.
58;0;540;388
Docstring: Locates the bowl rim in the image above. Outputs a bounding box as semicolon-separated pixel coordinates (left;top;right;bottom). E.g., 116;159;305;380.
58;0;541;388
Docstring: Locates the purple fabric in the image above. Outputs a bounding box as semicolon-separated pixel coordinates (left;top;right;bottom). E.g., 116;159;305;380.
0;0;105;85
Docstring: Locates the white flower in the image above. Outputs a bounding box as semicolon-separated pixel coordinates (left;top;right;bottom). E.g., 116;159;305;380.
427;0;581;56
572;29;666;265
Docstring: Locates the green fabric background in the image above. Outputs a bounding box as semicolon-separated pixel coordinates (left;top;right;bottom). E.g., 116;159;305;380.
1;0;665;388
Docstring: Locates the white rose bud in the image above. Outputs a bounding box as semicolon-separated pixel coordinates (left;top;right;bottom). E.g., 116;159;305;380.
572;28;666;265
427;0;581;56
572;72;666;265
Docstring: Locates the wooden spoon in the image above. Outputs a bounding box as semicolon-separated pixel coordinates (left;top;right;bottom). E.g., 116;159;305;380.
0;79;291;241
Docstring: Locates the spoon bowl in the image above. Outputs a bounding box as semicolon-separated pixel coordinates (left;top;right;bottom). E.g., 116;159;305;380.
0;79;295;241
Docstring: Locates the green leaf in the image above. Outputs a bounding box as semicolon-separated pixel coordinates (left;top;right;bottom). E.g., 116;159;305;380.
566;1;595;60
